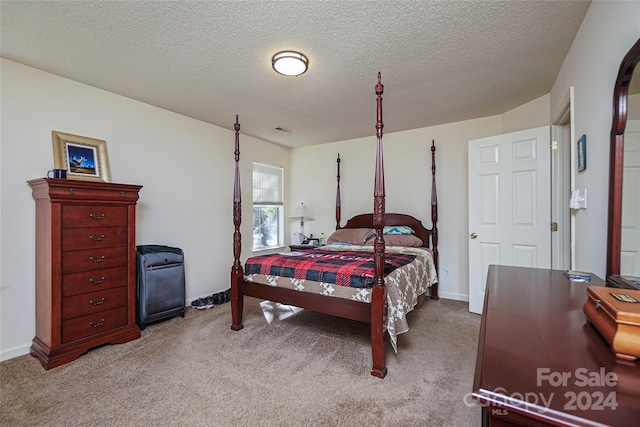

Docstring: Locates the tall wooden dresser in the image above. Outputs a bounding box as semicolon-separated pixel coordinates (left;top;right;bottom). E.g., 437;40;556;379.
28;178;142;369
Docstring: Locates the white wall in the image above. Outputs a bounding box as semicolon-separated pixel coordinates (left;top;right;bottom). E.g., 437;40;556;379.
550;1;640;277
500;94;550;134
291;117;503;301
0;59;290;360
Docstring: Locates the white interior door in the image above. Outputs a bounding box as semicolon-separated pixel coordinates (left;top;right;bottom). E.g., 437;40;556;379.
468;126;551;314
621;120;640;276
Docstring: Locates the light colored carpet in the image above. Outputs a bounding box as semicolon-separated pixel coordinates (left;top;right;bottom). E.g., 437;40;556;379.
1;297;481;426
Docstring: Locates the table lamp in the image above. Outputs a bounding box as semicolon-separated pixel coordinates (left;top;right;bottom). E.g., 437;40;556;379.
289;203;314;244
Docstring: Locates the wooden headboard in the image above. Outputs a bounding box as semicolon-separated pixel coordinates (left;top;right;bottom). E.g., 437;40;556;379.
342;213;433;250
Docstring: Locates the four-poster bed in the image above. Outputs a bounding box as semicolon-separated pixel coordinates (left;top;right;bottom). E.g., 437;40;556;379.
230;73;439;378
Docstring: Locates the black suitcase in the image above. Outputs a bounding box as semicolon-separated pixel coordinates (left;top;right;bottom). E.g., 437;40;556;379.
136;245;186;330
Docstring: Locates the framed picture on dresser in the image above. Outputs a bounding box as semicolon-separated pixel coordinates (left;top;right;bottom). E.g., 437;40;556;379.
52;131;111;182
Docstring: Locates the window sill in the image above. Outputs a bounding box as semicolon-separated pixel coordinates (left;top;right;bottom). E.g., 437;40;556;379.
252;246;286;255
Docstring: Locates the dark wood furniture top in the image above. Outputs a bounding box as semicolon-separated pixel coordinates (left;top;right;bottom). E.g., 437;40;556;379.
473;265;640;426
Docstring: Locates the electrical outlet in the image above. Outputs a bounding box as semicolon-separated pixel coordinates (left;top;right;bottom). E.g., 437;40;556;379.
443;267;451;279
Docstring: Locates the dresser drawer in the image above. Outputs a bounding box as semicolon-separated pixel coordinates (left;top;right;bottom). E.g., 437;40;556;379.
62;287;128;320
62;205;127;228
62;247;128;274
63;226;128;251
62;266;128;297
62;306;128;344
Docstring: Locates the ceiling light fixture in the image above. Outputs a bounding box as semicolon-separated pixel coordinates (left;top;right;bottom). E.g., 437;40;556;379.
272;51;308;76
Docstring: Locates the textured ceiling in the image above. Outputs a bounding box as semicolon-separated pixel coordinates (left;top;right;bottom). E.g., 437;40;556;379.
0;1;591;148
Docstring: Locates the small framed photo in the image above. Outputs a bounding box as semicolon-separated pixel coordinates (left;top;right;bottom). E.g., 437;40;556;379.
577;134;587;172
52;131;111;182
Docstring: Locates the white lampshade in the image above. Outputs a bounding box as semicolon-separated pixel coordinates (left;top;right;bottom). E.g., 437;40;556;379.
272;51;309;76
289;203;314;221
290;203;313;237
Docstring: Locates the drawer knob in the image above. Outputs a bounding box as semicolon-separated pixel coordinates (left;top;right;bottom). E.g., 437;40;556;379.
89;297;105;306
89;319;105;328
121;191;125;197
89;213;105;220
69;188;75;195
595;299;601;311
89;276;105;285
89;234;106;241
89;256;105;263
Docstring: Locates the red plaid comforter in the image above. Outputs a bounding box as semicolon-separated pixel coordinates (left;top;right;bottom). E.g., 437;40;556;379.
244;249;416;288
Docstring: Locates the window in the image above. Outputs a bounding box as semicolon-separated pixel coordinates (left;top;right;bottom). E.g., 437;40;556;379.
252;162;284;250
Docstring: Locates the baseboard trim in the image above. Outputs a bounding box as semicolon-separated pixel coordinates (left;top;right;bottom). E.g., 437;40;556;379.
437;291;469;302
1;343;31;362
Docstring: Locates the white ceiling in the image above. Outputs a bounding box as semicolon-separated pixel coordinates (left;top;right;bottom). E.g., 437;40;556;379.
0;1;591;148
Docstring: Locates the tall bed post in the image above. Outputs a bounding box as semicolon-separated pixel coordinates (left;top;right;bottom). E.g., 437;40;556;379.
371;72;387;378
231;115;244;331
430;140;439;300
336;154;341;230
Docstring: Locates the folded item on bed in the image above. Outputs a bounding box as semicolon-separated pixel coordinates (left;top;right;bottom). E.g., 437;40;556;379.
364;234;423;247
245;249;416;288
383;225;415;235
326;227;424;247
326;228;375;245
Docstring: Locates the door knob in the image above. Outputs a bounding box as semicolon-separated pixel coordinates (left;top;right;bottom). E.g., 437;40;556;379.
470;232;477;239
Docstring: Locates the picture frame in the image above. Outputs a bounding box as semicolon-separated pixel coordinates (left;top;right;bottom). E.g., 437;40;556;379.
52;131;111;182
577;134;587;172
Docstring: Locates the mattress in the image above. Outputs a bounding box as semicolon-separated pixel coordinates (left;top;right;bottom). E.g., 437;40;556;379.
244;244;438;351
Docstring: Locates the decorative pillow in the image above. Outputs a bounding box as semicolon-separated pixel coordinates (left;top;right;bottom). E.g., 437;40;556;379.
365;234;423;247
383;225;415;235
326;228;375;245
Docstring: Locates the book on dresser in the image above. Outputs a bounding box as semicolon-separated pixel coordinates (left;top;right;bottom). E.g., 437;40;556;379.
28;178;142;369
564;270;592;281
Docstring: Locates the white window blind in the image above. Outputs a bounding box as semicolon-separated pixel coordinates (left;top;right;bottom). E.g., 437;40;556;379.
253;163;283;205
252;162;283;250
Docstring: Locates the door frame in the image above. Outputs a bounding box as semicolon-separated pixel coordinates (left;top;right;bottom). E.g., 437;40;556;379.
551;87;575;270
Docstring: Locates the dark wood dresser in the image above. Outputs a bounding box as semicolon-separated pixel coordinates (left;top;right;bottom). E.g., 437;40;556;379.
28;178;142;369
473;265;640;426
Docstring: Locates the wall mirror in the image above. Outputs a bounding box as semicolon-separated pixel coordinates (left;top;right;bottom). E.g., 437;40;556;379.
607;38;640;290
